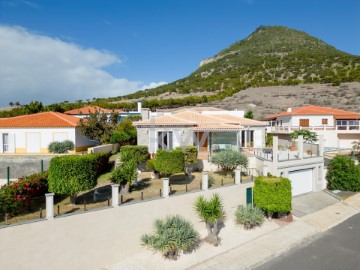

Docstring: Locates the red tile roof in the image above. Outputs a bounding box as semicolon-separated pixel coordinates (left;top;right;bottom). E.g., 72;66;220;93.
266;105;360;120
0;112;82;128
64;106;123;115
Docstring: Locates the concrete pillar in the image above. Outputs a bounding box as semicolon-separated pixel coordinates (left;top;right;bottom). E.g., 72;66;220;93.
111;184;119;207
235;169;241;185
202;172;209;190
319;135;324;156
262;165;268;177
162;178;169;198
273;135;279;166
298;135;304;159
45;193;54;219
244;130;248;147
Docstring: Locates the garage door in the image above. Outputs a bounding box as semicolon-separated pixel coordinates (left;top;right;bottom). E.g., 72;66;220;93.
288;169;313;196
26;133;40;153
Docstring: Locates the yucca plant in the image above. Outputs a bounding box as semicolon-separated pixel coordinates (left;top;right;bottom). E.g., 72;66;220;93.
194;193;224;246
235;204;265;230
141;215;200;260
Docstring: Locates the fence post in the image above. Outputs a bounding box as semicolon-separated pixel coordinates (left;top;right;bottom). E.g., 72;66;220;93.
111;184;120;207
235;169;241;185
7;166;10;185
45;193;55;219
202;172;208;190
40;160;44;173
162;178;169;198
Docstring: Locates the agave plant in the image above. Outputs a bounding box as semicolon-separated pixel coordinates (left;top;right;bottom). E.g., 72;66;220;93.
235;204;265;230
141;215;200;260
194;193;224;246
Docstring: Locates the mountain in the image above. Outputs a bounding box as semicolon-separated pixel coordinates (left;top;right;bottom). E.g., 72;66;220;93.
119;25;360;108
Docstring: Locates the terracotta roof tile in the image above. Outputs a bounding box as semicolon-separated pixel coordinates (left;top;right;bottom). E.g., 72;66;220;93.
64;106;123;115
266;105;360;120
0;112;81;128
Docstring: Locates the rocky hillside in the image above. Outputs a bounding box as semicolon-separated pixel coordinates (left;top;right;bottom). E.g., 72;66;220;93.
118;25;360;108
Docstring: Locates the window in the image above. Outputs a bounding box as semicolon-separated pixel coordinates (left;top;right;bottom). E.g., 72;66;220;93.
2;133;9;153
322;118;328;125
158;131;173;150
299;119;309;127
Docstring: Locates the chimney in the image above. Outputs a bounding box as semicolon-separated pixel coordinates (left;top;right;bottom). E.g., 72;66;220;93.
287;107;292;113
137;100;142;113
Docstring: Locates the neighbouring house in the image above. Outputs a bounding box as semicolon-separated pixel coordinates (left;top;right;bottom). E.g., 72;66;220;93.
64;101;144;122
266;105;360;150
0;112;96;154
252;134;325;196
134;108;267;159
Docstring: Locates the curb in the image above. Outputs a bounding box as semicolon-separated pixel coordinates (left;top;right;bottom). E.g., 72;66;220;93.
322;189;342;201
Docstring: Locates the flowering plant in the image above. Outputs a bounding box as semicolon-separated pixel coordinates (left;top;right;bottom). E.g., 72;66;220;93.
0;172;48;217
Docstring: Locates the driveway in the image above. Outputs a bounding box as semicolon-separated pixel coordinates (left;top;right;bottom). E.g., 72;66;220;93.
292;191;340;218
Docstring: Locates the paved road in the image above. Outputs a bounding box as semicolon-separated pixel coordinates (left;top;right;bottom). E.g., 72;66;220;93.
256;213;360;270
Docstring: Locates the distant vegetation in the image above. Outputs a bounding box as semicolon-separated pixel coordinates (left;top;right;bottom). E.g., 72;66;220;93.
2;25;360;116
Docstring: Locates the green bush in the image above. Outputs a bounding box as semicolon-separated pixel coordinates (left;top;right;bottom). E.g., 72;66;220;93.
254;176;292;216
48;140;75;153
141;215;200;260
120;145;149;165
112;161;137;185
155;149;185;176
0;171;48;216
235;204;265;229
146;159;157;172
211;150;248;175
179;146;198;167
326;155;360;192
48;155;98;204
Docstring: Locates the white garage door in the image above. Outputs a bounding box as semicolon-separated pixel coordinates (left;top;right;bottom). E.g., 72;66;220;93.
26;133;40;153
288;169;313;196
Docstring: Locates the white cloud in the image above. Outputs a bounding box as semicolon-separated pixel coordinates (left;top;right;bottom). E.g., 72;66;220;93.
141;81;167;90
0;25;165;106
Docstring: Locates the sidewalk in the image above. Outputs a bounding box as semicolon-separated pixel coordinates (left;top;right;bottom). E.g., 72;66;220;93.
107;193;360;270
189;193;360;270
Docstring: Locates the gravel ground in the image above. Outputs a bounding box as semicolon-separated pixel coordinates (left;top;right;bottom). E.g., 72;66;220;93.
105;215;283;270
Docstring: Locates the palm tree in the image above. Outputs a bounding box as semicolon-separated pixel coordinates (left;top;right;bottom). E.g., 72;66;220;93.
9;102;14;107
194;193;224;246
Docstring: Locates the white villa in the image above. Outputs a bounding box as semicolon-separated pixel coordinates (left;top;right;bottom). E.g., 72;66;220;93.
266;105;360;150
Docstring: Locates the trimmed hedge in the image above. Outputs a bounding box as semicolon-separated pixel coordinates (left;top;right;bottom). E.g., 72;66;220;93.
155;149;185;176
254;176;292;214
183;146;198;167
48;155;98;198
326;155;360;191
93;152;111;175
120;145;149;165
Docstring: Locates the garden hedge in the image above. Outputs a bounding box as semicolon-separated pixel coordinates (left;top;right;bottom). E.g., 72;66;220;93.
155;149;185;176
254;176;292;214
120;145;149;165
326;155;360;192
48;155;98;199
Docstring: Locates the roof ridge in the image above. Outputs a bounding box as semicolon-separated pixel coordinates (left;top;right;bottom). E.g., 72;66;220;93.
50;111;78;126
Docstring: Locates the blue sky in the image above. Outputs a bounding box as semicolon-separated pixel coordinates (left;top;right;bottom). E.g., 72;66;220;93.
0;0;359;106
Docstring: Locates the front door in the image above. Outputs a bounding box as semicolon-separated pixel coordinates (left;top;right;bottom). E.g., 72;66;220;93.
197;132;208;152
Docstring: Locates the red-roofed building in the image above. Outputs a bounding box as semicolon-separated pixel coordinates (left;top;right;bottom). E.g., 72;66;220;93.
0;112;96;154
266;105;360;149
64;106;124;118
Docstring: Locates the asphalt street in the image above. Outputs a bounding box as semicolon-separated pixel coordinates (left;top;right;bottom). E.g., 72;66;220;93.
256;213;360;270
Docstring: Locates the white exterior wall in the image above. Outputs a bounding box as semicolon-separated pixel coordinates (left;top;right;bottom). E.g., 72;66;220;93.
289;115;334;127
0;128;76;154
253;128;265;148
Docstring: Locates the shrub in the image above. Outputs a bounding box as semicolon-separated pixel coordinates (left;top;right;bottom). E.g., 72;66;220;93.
48;155;98;204
112;160;137;186
48;140;75;153
290;130;317;143
254;176;292;217
146;159;157;172
141;215;200;260
326;155;360;192
0;171;48;216
182;146;198;167
211;150;248;175
155;149;185;176
120;145;149;165
235;204;265;229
